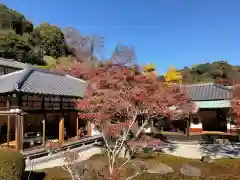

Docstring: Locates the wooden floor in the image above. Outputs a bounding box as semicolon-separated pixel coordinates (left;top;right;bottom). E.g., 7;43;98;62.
22;135;102;157
191;131;237;136
160;131;237;136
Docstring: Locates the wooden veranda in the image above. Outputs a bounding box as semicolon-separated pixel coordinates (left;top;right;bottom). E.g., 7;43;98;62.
0;67;90;151
0;93;92;151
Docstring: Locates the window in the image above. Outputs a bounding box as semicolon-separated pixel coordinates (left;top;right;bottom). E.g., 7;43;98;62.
5;67;17;74
0;66;4;75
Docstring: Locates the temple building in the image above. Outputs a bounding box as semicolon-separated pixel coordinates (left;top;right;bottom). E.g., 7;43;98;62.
0;58;94;151
160;66;235;134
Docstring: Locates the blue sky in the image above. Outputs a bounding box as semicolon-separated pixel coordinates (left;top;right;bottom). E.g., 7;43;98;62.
3;0;240;74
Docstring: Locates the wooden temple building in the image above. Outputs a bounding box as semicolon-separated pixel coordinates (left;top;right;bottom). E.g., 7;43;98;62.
143;63;235;134
0;58;91;151
185;83;233;133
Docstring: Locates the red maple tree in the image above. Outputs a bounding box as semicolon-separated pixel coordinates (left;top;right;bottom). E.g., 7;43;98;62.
56;42;195;177
231;84;240;126
73;62;194;175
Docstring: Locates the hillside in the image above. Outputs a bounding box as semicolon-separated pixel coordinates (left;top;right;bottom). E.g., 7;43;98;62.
178;61;240;84
0;4;70;65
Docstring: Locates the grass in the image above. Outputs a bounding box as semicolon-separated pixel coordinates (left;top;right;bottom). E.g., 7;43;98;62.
26;152;240;180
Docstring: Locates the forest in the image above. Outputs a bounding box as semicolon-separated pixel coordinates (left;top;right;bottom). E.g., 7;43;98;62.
179;61;240;84
1;4;240;84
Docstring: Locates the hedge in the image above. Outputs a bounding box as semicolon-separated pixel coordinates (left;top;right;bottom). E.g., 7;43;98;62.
0;149;25;180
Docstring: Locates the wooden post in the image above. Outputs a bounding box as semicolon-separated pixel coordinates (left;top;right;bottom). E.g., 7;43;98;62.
7;116;10;148
59;116;64;143
87;120;92;136
42;119;46;147
15;114;20;150
20;114;24;150
6;97;10;148
76;117;79;138
186;118;190;136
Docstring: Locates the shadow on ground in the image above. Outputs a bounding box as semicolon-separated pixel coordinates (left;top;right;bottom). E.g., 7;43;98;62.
200;143;240;158
199;134;240;158
150;133;178;152
22;171;46;180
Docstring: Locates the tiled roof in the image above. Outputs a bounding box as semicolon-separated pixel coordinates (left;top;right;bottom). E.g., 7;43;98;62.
0;58;30;69
184;83;232;101
0;67;87;97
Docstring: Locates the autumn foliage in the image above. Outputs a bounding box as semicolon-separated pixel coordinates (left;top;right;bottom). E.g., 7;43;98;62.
231;84;240;125
58;59;195;143
56;45;195;177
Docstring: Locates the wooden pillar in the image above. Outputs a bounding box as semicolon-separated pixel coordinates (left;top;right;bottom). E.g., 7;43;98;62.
6;96;10;147
87;120;92;136
19;114;24;150
186;117;190;136
76;117;79;138
59;115;64;143
7;116;10;148
15;114;20;150
42;119;46;147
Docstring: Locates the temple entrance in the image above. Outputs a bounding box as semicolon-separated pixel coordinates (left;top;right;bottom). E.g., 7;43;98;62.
200;108;228;132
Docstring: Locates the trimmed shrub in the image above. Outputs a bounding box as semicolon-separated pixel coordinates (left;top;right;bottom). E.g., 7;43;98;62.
0;149;25;180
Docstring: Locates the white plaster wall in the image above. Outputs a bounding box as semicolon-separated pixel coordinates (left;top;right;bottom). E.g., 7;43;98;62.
190;123;202;129
144;127;152;133
91;123;101;136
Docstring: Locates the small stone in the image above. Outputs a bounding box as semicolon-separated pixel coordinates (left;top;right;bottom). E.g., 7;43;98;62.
215;139;230;145
180;164;201;177
147;163;174;174
118;146;130;158
130;160;146;171
200;155;213;163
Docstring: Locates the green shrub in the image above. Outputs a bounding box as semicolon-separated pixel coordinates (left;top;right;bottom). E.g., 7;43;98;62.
0;149;25;180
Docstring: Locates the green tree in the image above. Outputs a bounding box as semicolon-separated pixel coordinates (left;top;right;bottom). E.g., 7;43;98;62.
0;4;33;34
33;23;68;58
0;31;43;65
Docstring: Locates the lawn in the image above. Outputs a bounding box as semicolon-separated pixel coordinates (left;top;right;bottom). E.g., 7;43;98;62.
25;152;240;180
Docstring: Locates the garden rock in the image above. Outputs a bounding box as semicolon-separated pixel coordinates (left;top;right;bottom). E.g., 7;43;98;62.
147;163;174;174
215;138;231;145
180;164;201;177
118;146;130;159
130;159;146;171
200;155;213;163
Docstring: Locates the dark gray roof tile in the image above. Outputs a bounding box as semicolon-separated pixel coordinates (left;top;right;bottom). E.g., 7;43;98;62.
0;58;30;69
184;83;232;101
0;67;87;97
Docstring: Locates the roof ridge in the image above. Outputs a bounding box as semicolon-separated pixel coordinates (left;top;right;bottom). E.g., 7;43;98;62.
213;83;232;91
15;68;34;90
65;75;87;83
29;67;67;76
182;82;214;87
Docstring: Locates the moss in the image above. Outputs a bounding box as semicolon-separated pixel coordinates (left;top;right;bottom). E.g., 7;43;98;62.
42;167;69;180
0;149;25;180
37;153;240;180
